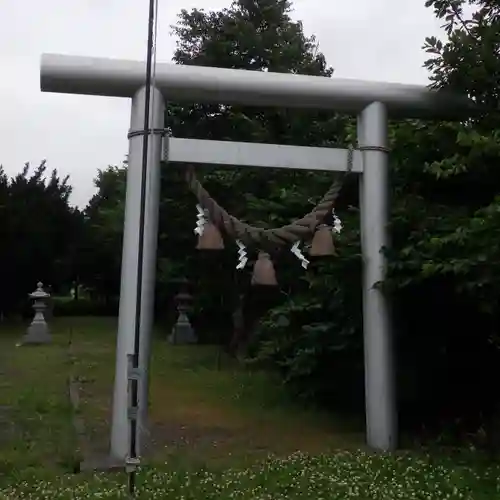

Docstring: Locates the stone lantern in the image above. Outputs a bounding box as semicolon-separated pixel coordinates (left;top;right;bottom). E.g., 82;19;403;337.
22;282;51;344
168;278;197;345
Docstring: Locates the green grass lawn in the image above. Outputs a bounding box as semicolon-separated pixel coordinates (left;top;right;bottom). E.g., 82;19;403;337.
1;317;499;499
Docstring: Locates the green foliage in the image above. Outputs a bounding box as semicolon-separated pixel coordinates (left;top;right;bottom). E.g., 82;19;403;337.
173;0;330;74
51;297;118;317
78;164;127;301
0;161;81;316
250;214;363;409
251;0;500;439
2;317;498;498
391;1;500;304
424;0;500;111
160;0;352;329
3;452;499;499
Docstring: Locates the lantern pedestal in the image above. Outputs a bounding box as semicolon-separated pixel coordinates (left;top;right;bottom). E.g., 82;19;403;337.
22;282;51;345
168;280;197;345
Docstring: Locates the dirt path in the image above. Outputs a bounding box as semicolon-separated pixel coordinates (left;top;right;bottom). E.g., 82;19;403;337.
68;322;362;467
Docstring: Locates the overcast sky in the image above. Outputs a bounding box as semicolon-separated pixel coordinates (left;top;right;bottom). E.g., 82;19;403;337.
0;0;444;208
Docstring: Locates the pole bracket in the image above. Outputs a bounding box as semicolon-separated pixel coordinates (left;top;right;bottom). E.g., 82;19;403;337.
126;354;142;381
127;406;138;421
125;457;140;473
127;127;168;139
127;367;141;381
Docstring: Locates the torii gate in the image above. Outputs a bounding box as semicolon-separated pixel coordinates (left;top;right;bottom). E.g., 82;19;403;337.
40;53;475;461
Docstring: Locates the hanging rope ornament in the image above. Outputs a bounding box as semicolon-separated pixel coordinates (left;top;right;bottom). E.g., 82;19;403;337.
187;145;355;283
332;209;343;234
194;204;224;250
308;208;344;257
291;242;310;269
236;240;248;269
194;204;207;235
309;209;344;257
251;252;278;286
309;223;337;257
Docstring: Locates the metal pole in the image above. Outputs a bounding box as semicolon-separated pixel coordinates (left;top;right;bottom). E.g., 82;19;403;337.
358;102;397;451
110;85;164;461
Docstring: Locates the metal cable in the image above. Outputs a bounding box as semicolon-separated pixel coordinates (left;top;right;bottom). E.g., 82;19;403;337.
128;0;159;495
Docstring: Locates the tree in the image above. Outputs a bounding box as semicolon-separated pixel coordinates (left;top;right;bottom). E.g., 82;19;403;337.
169;0;347;155
79;164;127;303
254;0;500;444
79;1;351;333
161;0;352;341
0;161;81;316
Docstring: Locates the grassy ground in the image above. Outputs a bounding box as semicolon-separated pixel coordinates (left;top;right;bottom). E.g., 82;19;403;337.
1;317;499;499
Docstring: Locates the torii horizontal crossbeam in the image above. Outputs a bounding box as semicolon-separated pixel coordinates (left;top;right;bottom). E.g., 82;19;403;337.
165;138;363;172
40;53;476;119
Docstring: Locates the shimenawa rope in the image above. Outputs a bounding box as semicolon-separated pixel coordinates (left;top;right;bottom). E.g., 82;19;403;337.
185;145;357;248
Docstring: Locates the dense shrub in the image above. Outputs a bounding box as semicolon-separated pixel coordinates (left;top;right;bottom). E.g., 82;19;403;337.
51;297;119;317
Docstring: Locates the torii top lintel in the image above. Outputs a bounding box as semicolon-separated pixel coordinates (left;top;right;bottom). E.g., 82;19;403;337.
40;53;476;120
